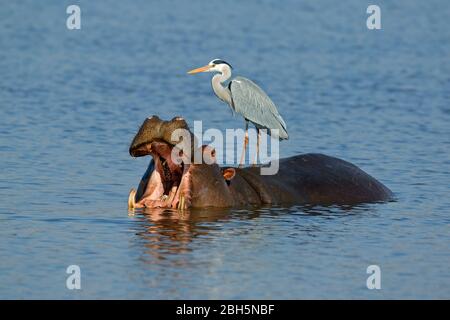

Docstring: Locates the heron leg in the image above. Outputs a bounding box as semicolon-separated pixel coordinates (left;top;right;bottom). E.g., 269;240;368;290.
252;129;260;167
239;120;249;168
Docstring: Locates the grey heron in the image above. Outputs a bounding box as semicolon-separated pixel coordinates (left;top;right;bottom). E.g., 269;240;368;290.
187;59;288;167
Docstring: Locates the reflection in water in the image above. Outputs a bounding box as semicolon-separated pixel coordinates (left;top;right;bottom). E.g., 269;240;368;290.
130;203;379;263
296;202;391;216
132;207;254;262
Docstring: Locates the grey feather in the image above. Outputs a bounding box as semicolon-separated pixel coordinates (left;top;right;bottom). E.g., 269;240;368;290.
229;76;288;140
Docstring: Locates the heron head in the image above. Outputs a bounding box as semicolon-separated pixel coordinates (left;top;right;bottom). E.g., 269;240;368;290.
187;59;233;74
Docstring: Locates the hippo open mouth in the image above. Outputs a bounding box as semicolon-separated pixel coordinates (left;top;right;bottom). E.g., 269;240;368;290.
128;116;194;209
131;140;185;208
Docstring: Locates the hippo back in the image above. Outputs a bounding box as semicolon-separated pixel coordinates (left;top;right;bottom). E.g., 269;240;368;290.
241;154;394;205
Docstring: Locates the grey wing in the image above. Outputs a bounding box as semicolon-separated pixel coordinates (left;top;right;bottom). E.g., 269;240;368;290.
229;76;288;139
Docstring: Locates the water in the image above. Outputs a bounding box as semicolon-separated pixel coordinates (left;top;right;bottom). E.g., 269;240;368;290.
0;0;449;299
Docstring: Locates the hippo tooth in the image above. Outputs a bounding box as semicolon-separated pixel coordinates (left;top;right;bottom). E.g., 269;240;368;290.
178;195;185;211
128;188;136;210
167;186;178;205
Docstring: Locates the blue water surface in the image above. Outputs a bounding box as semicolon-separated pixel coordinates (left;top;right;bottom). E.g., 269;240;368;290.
0;0;449;299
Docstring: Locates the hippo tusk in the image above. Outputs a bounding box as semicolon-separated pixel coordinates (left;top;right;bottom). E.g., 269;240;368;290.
167;185;178;206
178;194;185;211
128;188;137;210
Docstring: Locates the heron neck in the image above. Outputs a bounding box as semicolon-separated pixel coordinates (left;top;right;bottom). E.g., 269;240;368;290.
211;69;232;105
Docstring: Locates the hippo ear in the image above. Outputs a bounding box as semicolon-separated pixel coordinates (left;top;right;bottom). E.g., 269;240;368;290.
222;168;236;182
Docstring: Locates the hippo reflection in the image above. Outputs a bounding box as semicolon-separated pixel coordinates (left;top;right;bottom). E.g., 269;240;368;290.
128;116;393;210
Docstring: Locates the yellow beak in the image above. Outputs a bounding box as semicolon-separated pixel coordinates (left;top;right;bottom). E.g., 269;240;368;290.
187;65;211;74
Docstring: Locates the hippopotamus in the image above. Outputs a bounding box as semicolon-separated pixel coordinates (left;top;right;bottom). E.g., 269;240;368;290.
128;116;393;210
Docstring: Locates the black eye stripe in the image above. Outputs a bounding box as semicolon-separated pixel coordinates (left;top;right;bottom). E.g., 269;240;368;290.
211;59;233;69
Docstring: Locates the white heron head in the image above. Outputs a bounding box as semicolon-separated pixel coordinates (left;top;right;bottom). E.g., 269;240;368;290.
187;59;233;74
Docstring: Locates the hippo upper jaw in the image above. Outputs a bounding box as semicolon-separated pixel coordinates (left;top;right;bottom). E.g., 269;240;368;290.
129;115;191;157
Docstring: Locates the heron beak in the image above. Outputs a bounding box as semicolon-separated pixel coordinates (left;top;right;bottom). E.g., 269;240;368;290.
187;65;211;74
